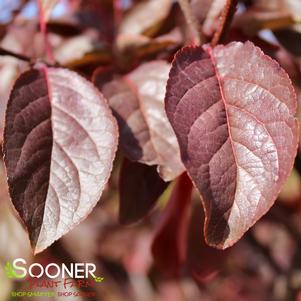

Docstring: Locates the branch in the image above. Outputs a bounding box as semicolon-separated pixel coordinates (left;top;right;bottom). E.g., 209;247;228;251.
0;47;32;63
178;0;202;45
0;47;58;67
211;0;238;47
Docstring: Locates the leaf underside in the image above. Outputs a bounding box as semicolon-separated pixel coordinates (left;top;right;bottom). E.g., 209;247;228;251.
165;41;298;249
4;67;118;253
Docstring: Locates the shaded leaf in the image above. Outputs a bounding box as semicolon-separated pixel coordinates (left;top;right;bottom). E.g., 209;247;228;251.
151;173;193;277
4;67;118;253
119;158;169;225
165;41;298;249
94;61;185;181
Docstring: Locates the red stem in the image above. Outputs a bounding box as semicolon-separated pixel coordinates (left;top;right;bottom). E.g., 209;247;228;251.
37;0;55;64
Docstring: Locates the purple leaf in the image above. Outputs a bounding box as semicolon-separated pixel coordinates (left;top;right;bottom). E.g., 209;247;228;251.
119;158;168;225
3;67;118;254
165;41;298;249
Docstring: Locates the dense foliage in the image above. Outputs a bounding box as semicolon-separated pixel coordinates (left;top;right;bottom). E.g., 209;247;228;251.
1;0;301;300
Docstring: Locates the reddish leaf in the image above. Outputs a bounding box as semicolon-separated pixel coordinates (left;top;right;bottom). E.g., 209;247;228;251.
3;67;118;253
165;41;298;249
94;61;185;181
151;173;193;277
119;158;168;224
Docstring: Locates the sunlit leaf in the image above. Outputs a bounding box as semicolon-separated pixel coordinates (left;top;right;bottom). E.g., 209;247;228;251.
4;67;118;253
165;41;298;249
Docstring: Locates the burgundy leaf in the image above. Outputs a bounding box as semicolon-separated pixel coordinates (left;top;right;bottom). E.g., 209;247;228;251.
4;67;118;253
119;158;168;225
151;173;193;277
94;61;185;181
165;41;298;249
